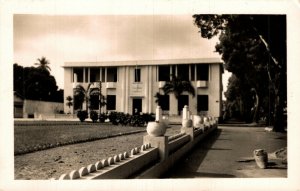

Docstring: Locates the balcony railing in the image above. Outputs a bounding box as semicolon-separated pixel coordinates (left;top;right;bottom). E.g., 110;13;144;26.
106;82;117;89
158;81;166;88
196;80;208;88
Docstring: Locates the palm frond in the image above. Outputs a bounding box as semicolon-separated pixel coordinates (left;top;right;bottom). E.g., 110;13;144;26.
35;57;51;71
154;92;163;104
161;75;195;99
182;81;196;97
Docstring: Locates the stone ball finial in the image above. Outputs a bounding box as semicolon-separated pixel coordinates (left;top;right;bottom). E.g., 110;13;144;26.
146;121;167;137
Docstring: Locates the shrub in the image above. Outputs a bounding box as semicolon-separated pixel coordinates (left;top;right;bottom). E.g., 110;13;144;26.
108;112;118;125
142;113;155;123
99;113;107;123
90;111;98;123
129;115;144;127
119;113;131;126
107;112;155;127
77;110;88;122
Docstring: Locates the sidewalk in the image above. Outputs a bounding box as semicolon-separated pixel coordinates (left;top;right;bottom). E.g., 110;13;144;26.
164;126;287;178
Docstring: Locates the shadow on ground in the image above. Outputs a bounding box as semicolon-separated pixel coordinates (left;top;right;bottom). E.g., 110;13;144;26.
169;171;235;178
162;129;227;178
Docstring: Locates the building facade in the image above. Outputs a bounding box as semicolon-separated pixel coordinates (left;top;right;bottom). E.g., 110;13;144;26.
63;58;223;118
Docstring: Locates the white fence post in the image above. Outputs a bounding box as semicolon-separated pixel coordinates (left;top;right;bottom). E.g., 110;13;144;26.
181;105;194;140
144;105;168;161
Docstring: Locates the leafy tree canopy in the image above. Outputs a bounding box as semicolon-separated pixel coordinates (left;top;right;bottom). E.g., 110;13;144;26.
193;15;286;131
13;62;63;102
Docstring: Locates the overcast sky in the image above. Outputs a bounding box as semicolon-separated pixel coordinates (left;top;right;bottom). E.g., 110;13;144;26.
14;14;224;90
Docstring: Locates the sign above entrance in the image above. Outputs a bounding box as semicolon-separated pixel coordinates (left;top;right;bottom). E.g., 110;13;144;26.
130;82;145;97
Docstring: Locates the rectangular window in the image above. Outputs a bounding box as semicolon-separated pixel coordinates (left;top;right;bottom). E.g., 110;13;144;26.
134;68;141;82
160;95;170;111
90;68;100;82
73;90;83;110
73;68;83;82
107;67;117;82
171;65;176;77
107;95;116;110
177;64;189;81
158;65;170;81
191;64;195;81
101;68;106;82
85;68;89;83
89;89;99;110
197;95;209;112
197;64;209;81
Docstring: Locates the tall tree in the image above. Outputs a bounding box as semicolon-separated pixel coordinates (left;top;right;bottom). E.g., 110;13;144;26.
73;83;100;113
154;92;164;106
35;57;51;73
193;15;286;131
224;74;253;122
66;96;73;113
14;63;61;102
13;63;25;97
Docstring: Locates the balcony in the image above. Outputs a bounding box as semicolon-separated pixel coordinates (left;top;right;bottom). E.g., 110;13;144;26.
196;80;208;88
158;81;166;88
106;82;117;89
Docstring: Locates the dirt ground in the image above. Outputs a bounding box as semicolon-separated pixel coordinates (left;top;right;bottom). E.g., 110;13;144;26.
15;125;287;179
14;125;181;180
164;126;287;178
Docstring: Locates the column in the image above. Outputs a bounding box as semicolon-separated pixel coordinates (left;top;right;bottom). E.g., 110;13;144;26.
145;66;149;113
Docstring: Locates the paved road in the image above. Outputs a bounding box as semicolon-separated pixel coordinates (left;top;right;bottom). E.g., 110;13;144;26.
164;126;287;178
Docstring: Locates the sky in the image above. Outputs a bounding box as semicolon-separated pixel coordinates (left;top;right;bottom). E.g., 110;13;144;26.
13;14;230;96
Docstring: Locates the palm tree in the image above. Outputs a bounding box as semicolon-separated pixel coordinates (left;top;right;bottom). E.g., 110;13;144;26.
162;75;195;114
162;75;195;99
99;94;106;114
35;57;51;72
154;92;164;106
66;96;73;113
73;86;85;110
74;83;99;113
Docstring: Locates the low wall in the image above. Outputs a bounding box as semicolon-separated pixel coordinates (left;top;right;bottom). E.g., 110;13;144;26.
54;115;218;179
55;143;159;180
23;100;64;118
137;126;217;178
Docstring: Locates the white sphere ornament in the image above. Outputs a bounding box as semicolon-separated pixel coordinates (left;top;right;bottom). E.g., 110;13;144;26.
182;119;193;128
146;121;167;137
193;115;203;128
203;116;209;123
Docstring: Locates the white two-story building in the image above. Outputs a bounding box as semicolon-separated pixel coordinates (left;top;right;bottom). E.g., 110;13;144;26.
63;58;223;118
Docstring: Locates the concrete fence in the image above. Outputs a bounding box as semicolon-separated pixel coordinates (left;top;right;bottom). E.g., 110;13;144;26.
53;105;218;179
22;100;64;119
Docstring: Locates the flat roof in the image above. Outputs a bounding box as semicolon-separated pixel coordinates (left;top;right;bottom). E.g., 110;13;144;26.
63;58;222;67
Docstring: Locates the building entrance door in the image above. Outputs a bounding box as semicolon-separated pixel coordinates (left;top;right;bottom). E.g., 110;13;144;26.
132;98;142;115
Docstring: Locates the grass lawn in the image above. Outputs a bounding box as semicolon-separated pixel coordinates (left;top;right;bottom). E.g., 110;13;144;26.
14;121;145;155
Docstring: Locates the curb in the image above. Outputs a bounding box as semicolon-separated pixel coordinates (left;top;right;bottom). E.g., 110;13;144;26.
14;130;146;156
218;123;267;127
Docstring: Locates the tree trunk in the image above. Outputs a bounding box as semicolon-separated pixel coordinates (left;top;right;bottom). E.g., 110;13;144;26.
252;89;260;123
272;71;285;132
86;96;89;113
272;97;284;132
